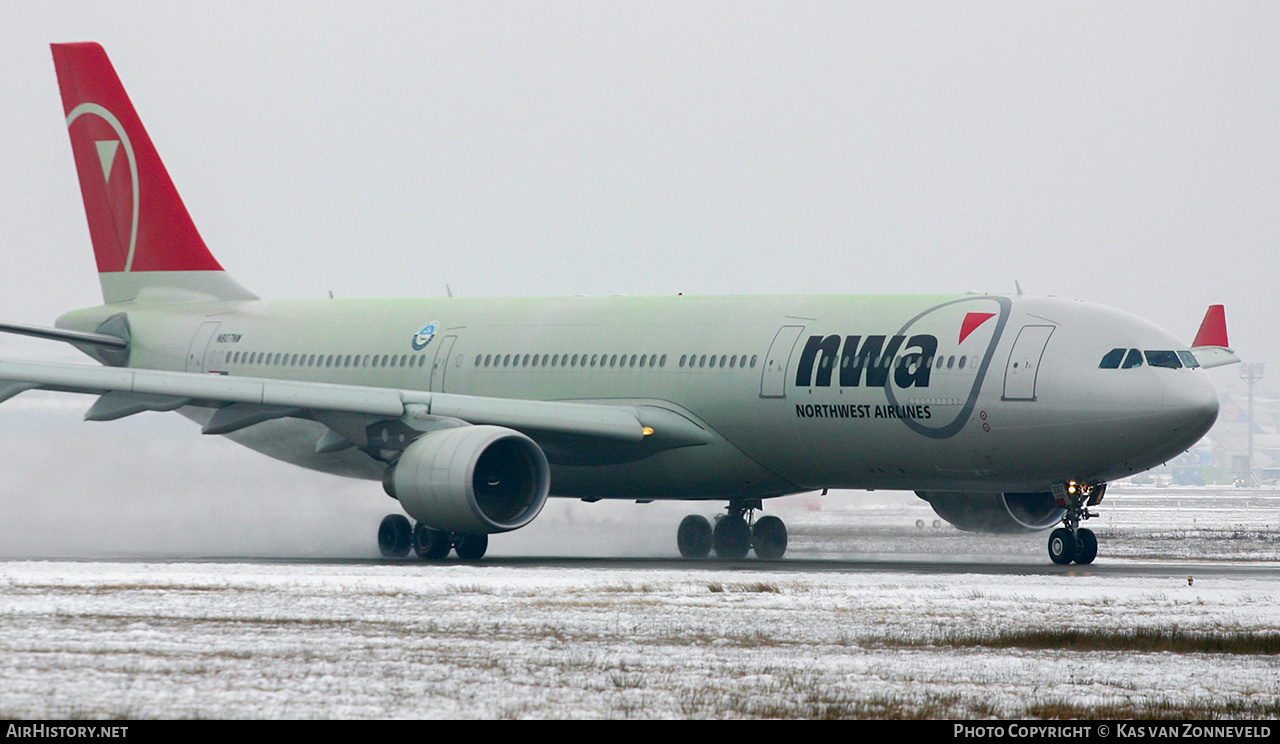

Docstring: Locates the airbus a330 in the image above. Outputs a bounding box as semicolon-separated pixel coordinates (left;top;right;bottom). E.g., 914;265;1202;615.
0;43;1238;564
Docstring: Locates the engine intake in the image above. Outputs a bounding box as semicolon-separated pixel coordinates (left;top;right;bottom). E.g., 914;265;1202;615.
915;491;1064;534
385;425;550;534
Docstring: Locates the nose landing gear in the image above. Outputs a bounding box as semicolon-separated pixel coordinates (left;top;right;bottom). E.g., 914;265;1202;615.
1047;481;1104;565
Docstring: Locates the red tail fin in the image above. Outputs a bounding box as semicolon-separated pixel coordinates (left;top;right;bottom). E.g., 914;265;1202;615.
1192;305;1229;348
51;43;255;303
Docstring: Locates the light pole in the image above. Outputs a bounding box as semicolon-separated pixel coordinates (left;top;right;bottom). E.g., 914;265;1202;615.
1239;362;1265;483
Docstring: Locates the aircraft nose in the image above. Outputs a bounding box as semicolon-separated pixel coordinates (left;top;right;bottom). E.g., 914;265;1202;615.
1161;372;1219;443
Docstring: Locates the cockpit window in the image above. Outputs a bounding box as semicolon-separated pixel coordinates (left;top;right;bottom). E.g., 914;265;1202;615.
1145;350;1182;369
1099;348;1125;369
1121;348;1143;369
1177;350;1200;369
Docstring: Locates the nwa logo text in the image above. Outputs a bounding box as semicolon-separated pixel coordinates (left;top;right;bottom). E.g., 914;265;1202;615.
795;334;938;389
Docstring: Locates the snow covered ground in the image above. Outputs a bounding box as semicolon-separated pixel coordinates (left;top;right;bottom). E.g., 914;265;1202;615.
0;488;1278;719
0;400;1278;718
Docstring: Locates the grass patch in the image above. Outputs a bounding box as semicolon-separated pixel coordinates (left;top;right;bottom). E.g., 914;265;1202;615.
706;581;782;594
907;627;1280;655
1027;696;1280;720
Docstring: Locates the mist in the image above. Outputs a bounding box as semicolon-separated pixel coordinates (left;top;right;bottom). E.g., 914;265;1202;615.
0;390;736;560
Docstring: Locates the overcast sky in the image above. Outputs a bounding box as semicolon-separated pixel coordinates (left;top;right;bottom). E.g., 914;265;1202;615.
2;2;1277;387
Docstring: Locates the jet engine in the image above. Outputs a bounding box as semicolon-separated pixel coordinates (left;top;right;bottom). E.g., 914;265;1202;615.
384;425;550;534
915;491;1064;534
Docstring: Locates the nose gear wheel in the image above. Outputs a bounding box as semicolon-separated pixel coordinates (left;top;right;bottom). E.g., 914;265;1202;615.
1048;482;1104;565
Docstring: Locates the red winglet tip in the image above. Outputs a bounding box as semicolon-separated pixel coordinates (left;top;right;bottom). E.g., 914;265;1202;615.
1192;305;1229;348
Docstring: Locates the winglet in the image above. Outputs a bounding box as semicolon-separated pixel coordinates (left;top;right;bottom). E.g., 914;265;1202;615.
1190;305;1239;368
1192;305;1229;349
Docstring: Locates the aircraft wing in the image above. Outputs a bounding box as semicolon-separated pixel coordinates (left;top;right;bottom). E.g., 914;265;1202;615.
0;359;707;451
1190;346;1240;369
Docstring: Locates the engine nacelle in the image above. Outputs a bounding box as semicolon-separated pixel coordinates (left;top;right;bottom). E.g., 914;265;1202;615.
915;491;1065;534
385;425;550;534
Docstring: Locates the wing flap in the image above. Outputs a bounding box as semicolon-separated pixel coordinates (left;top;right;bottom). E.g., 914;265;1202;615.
416;392;645;442
85;391;191;421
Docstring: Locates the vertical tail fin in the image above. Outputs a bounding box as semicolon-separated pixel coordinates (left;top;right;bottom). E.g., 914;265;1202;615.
51;42;256;304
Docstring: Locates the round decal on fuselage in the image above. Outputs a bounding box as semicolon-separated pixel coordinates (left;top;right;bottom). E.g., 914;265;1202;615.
412;321;439;351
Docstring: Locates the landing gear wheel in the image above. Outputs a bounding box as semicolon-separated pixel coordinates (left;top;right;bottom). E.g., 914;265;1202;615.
1073;528;1097;565
1048;528;1077;565
713;515;751;559
677;515;713;558
751;515;788;560
454;533;489;560
378;514;412;558
413;524;452;560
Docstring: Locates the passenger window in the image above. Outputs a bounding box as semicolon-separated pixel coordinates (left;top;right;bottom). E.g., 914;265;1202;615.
1122;349;1143;369
1177;351;1200;369
1145;350;1182;369
1099;348;1125;369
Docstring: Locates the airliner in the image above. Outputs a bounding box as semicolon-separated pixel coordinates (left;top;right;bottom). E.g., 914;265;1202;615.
0;43;1237;564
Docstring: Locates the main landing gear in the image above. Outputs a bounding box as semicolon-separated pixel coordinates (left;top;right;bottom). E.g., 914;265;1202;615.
677;500;788;561
377;514;489;561
1047;481;1105;565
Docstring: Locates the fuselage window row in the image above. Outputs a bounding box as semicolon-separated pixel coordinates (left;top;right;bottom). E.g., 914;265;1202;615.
221;351;427;369
471;353;674;369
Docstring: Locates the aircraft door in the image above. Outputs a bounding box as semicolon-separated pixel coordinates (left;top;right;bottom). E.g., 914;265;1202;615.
430;335;457;392
185;321;220;373
760;325;805;398
1002;325;1055;401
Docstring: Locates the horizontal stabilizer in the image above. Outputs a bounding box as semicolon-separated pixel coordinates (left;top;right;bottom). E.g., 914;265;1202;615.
0;321;127;349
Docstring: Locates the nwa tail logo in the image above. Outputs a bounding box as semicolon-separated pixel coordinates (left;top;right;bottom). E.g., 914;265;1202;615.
412;321;440;351
66;103;139;273
795;334;938;389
